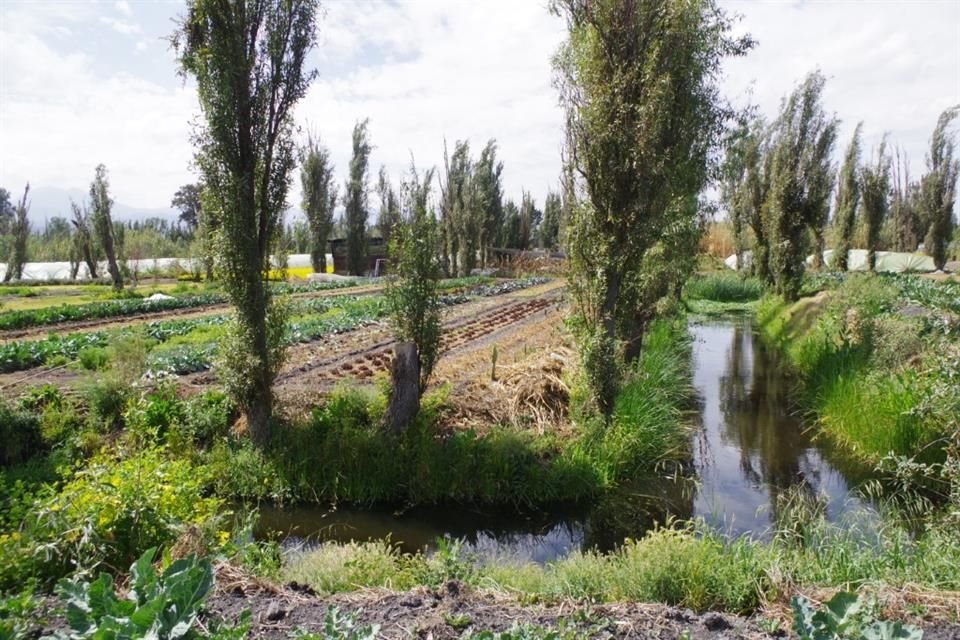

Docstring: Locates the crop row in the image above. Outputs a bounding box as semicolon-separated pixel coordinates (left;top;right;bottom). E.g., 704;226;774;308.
0;280;368;331
0;277;550;375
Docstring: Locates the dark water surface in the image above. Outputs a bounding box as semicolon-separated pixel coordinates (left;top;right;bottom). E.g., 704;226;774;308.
257;317;870;562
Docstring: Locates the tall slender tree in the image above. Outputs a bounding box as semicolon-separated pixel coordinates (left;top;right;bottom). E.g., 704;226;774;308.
385;162;441;433
919;107;959;271
553;0;751;414
2;184;30;283
518;191;540;251
344;119;372;276
540;190;562;250
833;123;862;271
0;188;13;236
90;164;124;290
70;201;98;279
439;139;476;276
473;140;504;267
720;119;767;273
300;133;337;273
376;166;401;246
861;139;891;272
890;146;919;252
173;0;319;446
763;71;837;300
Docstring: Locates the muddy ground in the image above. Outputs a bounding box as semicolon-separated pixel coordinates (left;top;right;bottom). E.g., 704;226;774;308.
23;572;960;640
199;574;960;640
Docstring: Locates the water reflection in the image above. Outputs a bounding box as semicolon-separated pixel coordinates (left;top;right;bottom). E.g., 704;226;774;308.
691;318;867;535
258;318;871;562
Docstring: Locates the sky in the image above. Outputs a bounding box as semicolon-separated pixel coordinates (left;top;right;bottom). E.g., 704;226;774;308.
0;0;958;218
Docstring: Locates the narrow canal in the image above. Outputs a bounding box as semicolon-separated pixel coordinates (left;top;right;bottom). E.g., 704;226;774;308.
257;317;870;562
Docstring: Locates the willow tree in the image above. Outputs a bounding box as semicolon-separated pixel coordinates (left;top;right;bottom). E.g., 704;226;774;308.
2;184;30;283
919;107;959;271
553;0;751;415
763;72;837;300
861;139;891;272
173;0;319;447
344;119;372;276
833;123;862;271
300;133;337;273
90;165;124;290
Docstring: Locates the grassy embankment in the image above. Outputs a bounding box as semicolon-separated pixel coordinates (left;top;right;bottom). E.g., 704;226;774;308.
0;279;695;598
756;273;959;465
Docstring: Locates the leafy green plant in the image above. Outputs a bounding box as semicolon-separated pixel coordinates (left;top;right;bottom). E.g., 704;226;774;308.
791;592;922;640
0;587;41;639
47;547;213;640
291;607;379;640
464;623;562;640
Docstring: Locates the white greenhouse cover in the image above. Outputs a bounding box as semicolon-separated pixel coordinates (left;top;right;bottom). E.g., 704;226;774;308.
724;249;935;273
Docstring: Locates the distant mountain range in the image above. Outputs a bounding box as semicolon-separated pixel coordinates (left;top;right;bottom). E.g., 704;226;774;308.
18;186;306;228
19;186;181;227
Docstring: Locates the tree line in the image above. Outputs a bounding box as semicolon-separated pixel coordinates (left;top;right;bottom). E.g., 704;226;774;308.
1;165;137;288
721;72;958;300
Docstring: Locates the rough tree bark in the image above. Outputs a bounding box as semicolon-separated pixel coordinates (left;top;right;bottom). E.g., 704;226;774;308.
386;341;420;434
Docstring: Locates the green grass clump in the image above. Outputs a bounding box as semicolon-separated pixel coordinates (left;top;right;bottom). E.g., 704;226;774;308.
756;273;958;465
207;317;692;507
684;273;764;303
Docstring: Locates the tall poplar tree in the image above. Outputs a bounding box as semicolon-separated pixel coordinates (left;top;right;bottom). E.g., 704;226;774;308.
90;164;124;290
763;72;837;300
473;140;504;267
919;107;959;271
861;139;891;272
833;123;862;271
2;184;30;283
541;190;562;250
300;133;337;273
344;119;372;276
553;0;751;414
376;166;401;246
173;0;319;446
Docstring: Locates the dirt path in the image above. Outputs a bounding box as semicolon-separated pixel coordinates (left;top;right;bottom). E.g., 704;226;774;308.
274;282;565;408
195;577;958;640
0;281;565;400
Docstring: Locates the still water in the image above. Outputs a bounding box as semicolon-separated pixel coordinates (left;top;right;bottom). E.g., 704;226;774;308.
257;318;870;562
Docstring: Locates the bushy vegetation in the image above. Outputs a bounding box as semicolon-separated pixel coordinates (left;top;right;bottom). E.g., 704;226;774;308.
758;274;958;464
280;508;960;617
684;273;764;303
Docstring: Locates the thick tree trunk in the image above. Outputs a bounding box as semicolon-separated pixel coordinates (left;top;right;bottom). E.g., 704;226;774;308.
242;282;273;448
812;228;825;271
103;230;123;290
386;341;421;433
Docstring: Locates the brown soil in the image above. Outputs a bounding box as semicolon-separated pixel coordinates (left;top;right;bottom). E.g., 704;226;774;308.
201;581;772;639
199;575;960;640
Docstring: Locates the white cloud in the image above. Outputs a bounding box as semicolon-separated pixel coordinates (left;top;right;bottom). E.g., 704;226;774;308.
114;1;132;18
99;16;142;36
0;0;957;216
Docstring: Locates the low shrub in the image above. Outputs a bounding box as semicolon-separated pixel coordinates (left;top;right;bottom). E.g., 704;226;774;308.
0;400;42;466
0;447;221;590
78;345;110;371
